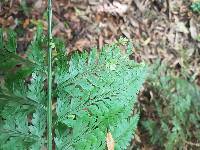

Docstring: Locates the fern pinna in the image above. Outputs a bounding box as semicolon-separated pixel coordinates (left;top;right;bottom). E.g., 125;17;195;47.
0;26;146;150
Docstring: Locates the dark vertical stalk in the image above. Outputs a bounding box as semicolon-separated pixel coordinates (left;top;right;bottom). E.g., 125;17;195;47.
47;0;52;149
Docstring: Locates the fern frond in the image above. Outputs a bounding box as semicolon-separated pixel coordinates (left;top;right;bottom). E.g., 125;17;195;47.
55;40;146;149
0;28;47;149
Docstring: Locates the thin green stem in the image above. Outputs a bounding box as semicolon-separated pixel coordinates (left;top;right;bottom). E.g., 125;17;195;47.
47;0;52;149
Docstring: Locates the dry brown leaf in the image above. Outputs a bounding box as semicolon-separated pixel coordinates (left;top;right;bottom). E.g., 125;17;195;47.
175;22;189;34
106;132;115;150
34;0;42;9
133;0;148;12
75;39;90;51
33;0;46;13
99;34;103;50
23;19;30;28
167;29;176;45
113;1;128;14
0;16;15;27
189;18;198;40
120;25;131;38
96;2;128;15
0;18;6;26
52;23;64;36
142;37;151;46
134;132;141;143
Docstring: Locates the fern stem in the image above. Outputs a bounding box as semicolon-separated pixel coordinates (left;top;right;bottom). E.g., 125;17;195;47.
47;0;53;149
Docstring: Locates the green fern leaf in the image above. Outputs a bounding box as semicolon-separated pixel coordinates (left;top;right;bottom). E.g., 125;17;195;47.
0;28;46;150
55;40;146;149
111;115;139;150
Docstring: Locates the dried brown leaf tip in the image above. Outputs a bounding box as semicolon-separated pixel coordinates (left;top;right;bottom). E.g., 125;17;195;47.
106;132;115;150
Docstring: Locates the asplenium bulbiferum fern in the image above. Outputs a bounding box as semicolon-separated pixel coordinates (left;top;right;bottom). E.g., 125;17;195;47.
0;26;146;149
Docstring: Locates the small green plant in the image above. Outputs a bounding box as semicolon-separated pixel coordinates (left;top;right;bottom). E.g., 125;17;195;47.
0;25;146;149
191;0;200;13
141;61;200;150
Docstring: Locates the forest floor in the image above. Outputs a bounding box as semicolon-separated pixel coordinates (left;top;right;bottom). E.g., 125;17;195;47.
1;0;200;149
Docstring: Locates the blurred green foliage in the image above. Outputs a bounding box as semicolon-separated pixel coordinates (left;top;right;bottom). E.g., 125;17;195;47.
141;60;200;149
191;1;200;13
